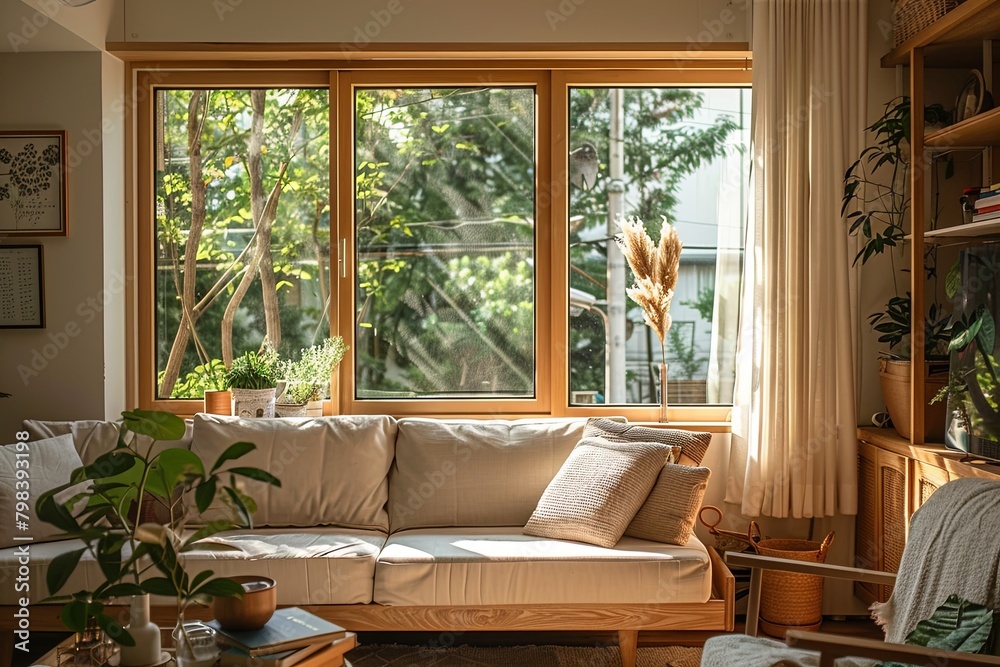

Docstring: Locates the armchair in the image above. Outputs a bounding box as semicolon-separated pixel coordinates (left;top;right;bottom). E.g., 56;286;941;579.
701;478;1000;667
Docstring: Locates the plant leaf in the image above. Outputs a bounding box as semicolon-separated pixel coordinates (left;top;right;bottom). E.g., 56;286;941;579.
140;577;178;596
226;467;281;487
96;612;134;647
194;577;245;599
195;477;217;514
977;309;995;354
189;570;214;592
945;260;962;300
121;409;186;441
223;485;252;528
879;595;994;667
47;548;86;595
211;441;256;473
60;599;90;633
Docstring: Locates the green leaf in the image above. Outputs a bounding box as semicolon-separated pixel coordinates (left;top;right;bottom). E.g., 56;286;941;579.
96;612;134;647
977;309;995;354
85;450;140;480
195;477;217;514
945;260;962;299
47;548;86;595
951;315;984;352
223;485;252;528
194;577;245;599
189;570;214;592
36;490;80;533
211;441;256;472
879;595;994;667
60;599;90;633
226;467;281;487
140;577;178;596
145;448;205;498
121;409;186;441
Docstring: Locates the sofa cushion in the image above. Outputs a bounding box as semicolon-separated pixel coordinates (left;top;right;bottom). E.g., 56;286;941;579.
624;463;711;545
583;418;711;466
0;434;88;549
0;528;385;606
22;419;193;466
523;437;668;548
191;414;396;531
373;527;713;606
390;418;585;532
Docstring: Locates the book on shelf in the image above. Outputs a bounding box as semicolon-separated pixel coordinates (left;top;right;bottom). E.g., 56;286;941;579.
972;210;1000;224
975;202;1000;215
207;607;347;657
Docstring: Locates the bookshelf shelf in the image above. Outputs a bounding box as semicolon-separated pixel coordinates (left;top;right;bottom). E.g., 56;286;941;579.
926;106;1000;148
922;218;1000;243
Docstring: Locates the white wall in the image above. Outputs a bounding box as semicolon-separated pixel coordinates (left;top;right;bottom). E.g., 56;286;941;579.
120;0;748;46
0;51;125;436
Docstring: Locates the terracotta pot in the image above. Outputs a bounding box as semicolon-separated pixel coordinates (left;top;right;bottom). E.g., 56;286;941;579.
213;576;277;631
203;390;232;415
878;358;948;440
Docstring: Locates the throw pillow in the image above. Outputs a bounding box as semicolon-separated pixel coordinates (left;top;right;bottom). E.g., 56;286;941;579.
624;463;711;545
0;434;87;549
523;437;668;548
584;417;712;466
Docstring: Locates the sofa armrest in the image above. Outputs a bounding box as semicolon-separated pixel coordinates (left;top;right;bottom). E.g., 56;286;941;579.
786;630;1000;667
724;551;897;637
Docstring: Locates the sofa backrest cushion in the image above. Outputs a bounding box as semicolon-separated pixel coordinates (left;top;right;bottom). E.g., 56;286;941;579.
191;414;396;531
390;418;585;531
22;419;193;466
1;434;88;548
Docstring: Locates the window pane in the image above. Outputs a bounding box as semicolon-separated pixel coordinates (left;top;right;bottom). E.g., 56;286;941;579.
154;88;331;399
354;87;536;399
568;87;750;406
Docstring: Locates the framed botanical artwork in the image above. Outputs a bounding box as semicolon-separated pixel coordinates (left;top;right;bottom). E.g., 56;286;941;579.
0;244;45;328
0;130;67;236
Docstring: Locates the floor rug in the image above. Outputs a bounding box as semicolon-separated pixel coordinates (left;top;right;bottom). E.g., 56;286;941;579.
345;643;703;667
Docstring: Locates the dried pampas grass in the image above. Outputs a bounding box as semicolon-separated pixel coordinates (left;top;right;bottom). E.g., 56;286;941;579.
615;215;683;353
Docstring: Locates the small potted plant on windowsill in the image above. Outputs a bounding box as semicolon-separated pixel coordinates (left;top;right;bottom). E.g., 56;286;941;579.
281;337;348;417
196;358;232;415
224;346;281;419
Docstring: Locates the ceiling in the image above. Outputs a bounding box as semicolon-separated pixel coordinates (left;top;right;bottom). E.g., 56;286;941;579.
0;1;99;53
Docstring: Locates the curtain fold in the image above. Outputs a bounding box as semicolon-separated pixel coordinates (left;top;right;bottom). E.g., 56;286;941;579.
727;0;866;518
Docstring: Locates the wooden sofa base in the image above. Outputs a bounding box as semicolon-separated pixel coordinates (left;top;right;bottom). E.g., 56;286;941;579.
2;550;733;667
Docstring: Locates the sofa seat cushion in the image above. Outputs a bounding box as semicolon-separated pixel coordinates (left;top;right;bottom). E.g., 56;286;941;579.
1;529;385;606
373;527;712;606
180;528;386;605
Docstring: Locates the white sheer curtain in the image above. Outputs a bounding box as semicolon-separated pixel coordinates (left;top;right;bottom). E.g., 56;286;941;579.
727;0;865;518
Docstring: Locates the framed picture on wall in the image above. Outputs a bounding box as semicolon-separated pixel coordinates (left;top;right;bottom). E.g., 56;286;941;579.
0;244;45;328
0;130;67;236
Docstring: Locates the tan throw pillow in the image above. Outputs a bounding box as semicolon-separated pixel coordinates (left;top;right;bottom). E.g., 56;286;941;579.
0;434;87;549
624;463;711;545
523;437;668;548
584;417;711;466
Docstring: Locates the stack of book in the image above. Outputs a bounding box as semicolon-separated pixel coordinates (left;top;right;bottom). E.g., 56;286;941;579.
209;607;355;667
973;185;1000;223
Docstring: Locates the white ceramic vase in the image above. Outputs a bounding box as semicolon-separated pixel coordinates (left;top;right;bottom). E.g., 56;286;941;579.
118;594;161;666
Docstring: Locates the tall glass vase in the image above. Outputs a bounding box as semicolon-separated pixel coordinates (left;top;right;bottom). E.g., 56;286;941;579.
659;362;669;423
172;613;219;667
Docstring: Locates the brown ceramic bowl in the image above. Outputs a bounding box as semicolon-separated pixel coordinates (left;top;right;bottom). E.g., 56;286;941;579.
213;576;277;631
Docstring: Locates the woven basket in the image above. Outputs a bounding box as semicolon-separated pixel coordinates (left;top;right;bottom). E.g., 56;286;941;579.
892;0;960;46
748;522;835;638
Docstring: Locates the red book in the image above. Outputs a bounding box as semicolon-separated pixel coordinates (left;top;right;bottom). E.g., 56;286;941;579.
975;202;1000;215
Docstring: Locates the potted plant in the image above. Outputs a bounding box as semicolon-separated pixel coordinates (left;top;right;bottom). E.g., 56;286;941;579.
197;358;232;415
280;337;348;417
275;380;314;417
225;346;281;418
36;409;280;665
843;96;953;439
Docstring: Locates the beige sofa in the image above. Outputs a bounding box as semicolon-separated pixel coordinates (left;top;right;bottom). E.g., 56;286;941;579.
1;414;734;667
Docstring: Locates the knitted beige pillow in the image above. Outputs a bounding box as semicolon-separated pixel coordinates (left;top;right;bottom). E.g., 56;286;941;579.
584;417;712;466
624;463;711;545
523;437;668;548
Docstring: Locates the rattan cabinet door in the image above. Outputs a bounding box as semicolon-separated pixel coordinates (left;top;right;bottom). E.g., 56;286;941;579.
877;447;909;602
854;440;880;605
912;459;949;512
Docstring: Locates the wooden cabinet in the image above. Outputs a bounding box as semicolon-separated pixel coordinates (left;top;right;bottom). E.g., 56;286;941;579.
856;428;1000;605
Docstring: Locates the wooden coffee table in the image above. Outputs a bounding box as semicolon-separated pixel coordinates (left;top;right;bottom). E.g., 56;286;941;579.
32;633;358;667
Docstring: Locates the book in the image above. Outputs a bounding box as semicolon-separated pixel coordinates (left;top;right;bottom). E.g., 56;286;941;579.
287;635;356;667
208;607;347;657
972;210;1000;223
220;642;328;667
975;202;1000;215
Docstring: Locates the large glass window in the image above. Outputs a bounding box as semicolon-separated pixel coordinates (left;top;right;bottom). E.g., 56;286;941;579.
154;88;331;399
567;87;750;406
353;87;536;399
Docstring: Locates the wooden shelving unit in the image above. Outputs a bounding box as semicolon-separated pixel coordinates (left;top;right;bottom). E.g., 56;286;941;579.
858;1;1000;598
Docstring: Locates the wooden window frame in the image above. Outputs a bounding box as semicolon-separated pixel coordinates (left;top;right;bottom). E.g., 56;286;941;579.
128;59;749;427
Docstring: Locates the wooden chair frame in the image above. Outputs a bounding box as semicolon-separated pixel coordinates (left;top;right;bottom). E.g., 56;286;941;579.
726;551;1000;666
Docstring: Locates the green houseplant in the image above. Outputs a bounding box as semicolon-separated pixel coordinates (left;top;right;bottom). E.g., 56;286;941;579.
36;409;280;663
225;346;281;418
843;96;953;439
277;337;348;417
